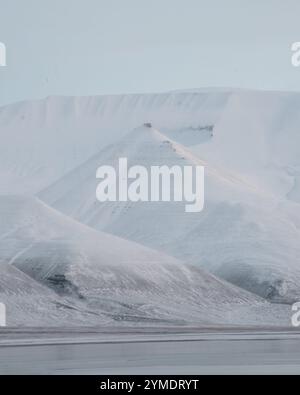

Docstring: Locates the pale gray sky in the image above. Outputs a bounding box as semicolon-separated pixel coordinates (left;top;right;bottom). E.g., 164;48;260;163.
0;0;300;106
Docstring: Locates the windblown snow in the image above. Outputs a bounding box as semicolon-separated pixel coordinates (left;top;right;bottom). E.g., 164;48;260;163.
0;89;299;326
0;195;284;327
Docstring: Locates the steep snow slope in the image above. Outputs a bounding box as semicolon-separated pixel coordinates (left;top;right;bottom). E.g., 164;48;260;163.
0;195;277;326
187;91;300;204
0;263;113;327
0;91;229;195
39;125;300;303
2;89;300;201
1;89;300;307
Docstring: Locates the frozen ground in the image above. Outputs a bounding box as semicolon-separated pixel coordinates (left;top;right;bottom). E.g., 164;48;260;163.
0;328;300;375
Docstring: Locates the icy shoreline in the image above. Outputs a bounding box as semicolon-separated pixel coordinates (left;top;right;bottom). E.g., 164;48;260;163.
0;326;299;347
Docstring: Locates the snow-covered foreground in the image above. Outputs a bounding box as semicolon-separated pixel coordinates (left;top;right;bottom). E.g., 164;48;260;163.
2;195;287;327
0;89;299;326
1;329;300;375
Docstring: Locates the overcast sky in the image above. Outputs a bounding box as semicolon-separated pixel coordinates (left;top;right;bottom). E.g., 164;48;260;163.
0;0;300;106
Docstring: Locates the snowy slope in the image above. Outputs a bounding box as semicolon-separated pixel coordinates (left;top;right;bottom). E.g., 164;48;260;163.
0;263;114;327
2;89;300;200
187;91;300;203
0;91;229;195
0;195;280;327
39;124;300;303
0;89;300;313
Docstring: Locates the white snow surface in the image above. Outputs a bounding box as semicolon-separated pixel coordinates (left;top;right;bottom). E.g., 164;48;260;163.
39;124;300;303
0;195;288;327
0;89;299;325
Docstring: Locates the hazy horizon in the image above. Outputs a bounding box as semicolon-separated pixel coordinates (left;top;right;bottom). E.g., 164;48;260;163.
1;0;300;106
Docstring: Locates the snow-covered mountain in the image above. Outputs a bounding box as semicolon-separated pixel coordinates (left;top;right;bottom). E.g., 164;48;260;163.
39;124;300;303
0;91;228;195
0;89;299;325
1;195;279;327
0;262;112;327
1;89;300;200
189;90;300;203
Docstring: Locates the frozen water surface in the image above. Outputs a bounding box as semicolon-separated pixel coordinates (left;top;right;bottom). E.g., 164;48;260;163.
0;329;300;375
